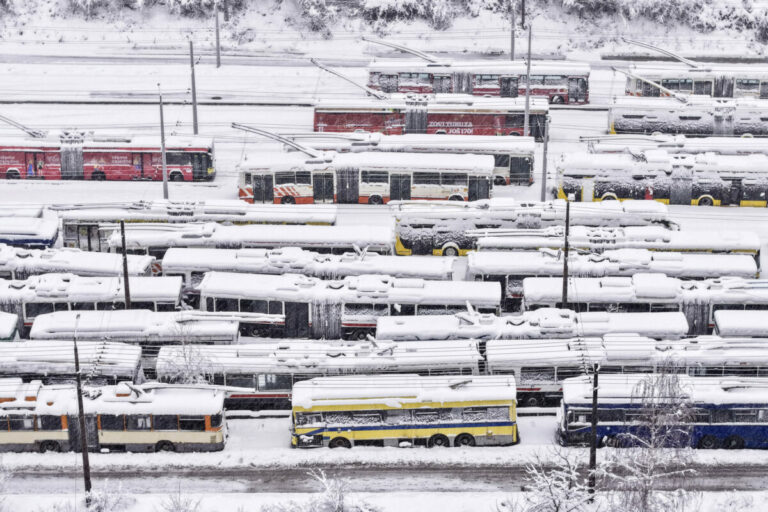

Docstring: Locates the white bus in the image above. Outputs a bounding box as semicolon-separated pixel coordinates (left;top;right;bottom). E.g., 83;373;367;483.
0;208;59;249
238;151;494;205
468;249;759;311
393;198;675;256
198;272;501;340
375;308;689;342
0;273;183;337
713;310;768;337
624;64;768;99
108;223;395;262
56;200;337;253
156;340;481;410
0;311;18;341
288;132;536;185
0;340;143;385
161;247;458;293
0;379;226;453
0;243;153;280
523;273;768;335
586;134;768;156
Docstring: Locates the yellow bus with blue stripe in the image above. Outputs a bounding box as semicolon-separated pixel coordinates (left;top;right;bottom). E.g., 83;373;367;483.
291;375;517;448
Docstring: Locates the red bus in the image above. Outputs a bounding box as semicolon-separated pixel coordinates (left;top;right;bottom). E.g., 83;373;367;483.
314;95;549;141
0;135;215;181
367;61;590;104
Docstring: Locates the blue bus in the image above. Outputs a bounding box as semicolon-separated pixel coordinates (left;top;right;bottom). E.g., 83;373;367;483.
557;374;768;450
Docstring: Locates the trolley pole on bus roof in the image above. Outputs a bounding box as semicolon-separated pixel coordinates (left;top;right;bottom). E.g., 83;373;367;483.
73;313;93;506
588;363;599;499
120;220;132;309
189;40;199;135
523;25;532;137
159;85;169;200
561;196;570;308
539;115;549;201
215;7;222;68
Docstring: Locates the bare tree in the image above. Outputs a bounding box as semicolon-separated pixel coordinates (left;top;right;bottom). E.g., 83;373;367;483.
159;324;217;385
156;485;202;512
260;469;380;512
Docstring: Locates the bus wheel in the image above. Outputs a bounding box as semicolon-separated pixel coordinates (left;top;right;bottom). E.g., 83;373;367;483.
91;171;106;181
329;437;351;449
454;434;476;447
368;195;383;205
281;196;296;205
39;441;60;453
6;170;20;179
155;441;176;452
723;435;744;450
524;396;541;407
697;196;714;207
493;176;507;186
603;436;621;448
551;96;564;104
697;435;720;449
428;434;450;448
449;195;464;201
352;329;369;341
601;194;617;201
441;244;459;257
170;172;184;182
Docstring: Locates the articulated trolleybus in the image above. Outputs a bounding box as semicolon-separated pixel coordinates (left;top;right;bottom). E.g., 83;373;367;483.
291;374;518;449
367;60;590;104
0;379;226;453
0;135;215;181
558;374;768;449
238;151;493;205
314;95;549;141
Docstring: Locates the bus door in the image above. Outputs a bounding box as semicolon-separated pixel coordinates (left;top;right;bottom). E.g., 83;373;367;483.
500;77;519;98
452;72;472;94
313;173;335;203
568;77;587;103
670;168;693;205
67;414;99;452
335;168;360;204
434;75;452;94
510;156;533;185
143;154;156;180
379;74;399;93
468;176;490;201
761;81;768;99
251;174;274;204
77;224;102;251
714;76;734;97
727;179;743;206
405;106;428;134
694;80;713;95
581;178;595;202
390;174;411;201
284;302;310;338
713;106;735;136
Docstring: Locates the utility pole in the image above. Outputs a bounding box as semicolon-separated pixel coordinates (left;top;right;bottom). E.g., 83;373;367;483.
588;363;599;499
510;3;515;60
215;6;222;69
523;25;532;137
159;85;169;200
521;0;526;28
120;220;132;309
539;115;549;201
189;40;199;135
561;196;570;309
73;313;92;506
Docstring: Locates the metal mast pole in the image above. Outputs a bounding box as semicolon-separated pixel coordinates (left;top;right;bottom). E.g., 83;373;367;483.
588;364;599;498
523;25;532;137
189;40;199;135
215;7;222;69
539;115;549;201
159;86;169;200
561;198;570;309
510;4;515;60
120;220;132;309
73;313;92;505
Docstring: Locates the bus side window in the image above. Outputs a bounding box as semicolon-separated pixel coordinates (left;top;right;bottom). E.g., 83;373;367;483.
100;414;124;431
25;302;54;319
71;302;96;311
258;374;292;391
154;415;179;431
227;375;255;388
8;415;35;431
179;416;206;431
214;298;238;312
38;415;63;431
156;303;176;312
268;301;284;315
127;415;152;430
240;299;268;313
384;409;412;424
462;407;488;422
132;301;155;310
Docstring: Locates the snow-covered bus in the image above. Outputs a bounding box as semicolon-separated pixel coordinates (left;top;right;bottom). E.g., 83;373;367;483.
0;274;183;337
712;310;768;338
0;379;226;453
475;226;761;268
558;374;768;449
608;97;768;136
157;340;481;410
624;64;768;99
0;312;17;341
162;247;458;293
468;249;759;311
367;60;590;104
523;273;768;334
108;223;395;262
374;308;689;342
0;243;153;280
198;272;500;340
291;374;518;448
57;200;336;253
238;151;493;205
557;151;768;206
393;199;675;256
0;340;143;385
0;209;59;249
314;95;550;141
586;134;768;155
292;132;536;185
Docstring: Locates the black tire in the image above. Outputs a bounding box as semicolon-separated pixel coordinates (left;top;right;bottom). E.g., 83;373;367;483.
723;435;744;450
442;246;459;257
602;436;621;448
155;441;176;452
551;96;565;104
281;196;296;205
6;170;19;179
698;196;714;207
368;195;383;205
697;435;720;449
454;434;476;447
601;195;617;201
509;132;521;136
524;395;541;408
329;437;351;449
39;441;60;453
428;434;450;448
493;176;507;186
170;172;184;182
91;172;106;181
449;195;464;201
352;329;369;341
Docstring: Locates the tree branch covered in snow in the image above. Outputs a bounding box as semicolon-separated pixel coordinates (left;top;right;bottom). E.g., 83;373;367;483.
260;469;380;512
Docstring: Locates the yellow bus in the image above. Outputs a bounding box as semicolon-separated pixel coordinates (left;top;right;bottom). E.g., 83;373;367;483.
291;374;517;448
0;378;226;453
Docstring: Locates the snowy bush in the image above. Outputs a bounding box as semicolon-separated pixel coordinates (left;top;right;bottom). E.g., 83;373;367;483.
36;481;133;512
260;469;380;512
157;487;202;512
